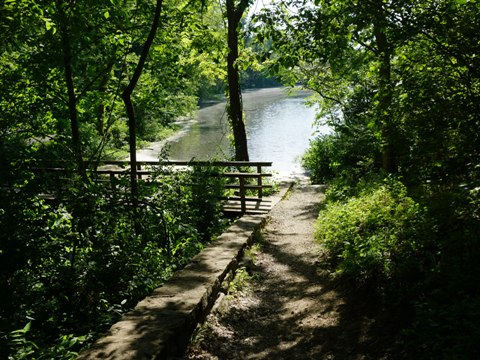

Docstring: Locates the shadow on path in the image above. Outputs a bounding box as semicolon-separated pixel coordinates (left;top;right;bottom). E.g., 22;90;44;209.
184;183;403;360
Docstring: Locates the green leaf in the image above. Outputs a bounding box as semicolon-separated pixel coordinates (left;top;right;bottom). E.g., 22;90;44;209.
104;11;110;19
43;18;56;34
23;321;31;332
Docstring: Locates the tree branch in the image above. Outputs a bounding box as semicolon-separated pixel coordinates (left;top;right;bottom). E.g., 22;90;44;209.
121;0;164;235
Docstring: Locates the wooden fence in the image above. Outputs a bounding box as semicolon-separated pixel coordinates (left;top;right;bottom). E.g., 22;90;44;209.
31;160;273;215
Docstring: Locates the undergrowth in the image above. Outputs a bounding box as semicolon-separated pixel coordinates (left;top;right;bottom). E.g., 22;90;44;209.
0;163;228;359
315;178;433;298
313;176;480;357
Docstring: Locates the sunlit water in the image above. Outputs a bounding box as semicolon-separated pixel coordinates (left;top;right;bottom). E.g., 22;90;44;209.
139;88;330;178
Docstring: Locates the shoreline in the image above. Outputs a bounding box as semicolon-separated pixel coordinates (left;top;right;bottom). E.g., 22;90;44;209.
134;87;293;162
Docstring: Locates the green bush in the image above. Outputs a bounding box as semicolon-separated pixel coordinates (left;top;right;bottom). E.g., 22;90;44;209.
302;131;380;185
302;135;337;184
315;179;432;295
399;186;480;358
0;162;228;359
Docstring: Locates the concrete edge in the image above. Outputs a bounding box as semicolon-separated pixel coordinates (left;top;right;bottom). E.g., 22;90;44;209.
77;182;293;360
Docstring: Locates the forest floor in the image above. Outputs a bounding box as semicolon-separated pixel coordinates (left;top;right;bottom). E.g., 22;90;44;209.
183;181;404;360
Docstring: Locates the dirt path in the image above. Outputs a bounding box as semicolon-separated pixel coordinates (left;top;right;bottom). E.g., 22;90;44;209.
183;182;400;360
184;182;330;359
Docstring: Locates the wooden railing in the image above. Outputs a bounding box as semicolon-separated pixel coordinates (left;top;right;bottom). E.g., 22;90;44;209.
30;160;273;215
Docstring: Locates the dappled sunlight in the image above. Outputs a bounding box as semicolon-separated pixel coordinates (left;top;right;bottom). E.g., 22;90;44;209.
77;210;270;359
184;182;402;359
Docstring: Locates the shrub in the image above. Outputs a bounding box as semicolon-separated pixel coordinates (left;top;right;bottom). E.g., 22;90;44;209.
302;125;380;184
302;135;337;184
400;185;480;357
315;179;432;296
0;162;228;358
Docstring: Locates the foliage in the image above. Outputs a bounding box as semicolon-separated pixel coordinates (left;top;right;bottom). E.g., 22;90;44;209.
227;267;253;295
313;175;480;357
256;0;480;181
315;179;433;296
2;0;478;357
0;0;274;356
302;131;379;185
0;0;227;167
0;162;227;358
0;0;274;358
228;243;261;295
272;1;480;355
393;184;480;358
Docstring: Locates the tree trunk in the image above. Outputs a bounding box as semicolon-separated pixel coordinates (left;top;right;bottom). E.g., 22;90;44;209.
122;0;164;235
373;6;396;173
226;0;250;161
57;0;85;178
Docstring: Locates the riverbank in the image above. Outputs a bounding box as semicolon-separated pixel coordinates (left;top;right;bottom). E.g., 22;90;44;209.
134;87;292;162
133;87;322;179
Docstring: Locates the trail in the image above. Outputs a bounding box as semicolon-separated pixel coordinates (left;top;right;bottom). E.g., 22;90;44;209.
184;182;331;359
184;182;398;360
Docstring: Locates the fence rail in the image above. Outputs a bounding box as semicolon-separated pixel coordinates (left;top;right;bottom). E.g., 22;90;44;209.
29;160;273;215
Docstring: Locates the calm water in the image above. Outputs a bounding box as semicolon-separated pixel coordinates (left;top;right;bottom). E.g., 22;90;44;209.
165;88;329;177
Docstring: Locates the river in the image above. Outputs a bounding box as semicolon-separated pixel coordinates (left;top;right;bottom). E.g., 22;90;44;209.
135;87;330;178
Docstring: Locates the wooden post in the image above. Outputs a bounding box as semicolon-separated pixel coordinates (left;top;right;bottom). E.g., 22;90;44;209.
257;165;263;199
239;175;246;213
110;172;115;191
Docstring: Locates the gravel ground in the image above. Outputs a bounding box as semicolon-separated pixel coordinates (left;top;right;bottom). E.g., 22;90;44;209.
183;182;400;360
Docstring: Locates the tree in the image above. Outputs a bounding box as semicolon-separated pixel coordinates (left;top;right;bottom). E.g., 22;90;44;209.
121;0;164;234
226;0;251;161
1;2;232;357
254;0;413;173
371;0;395;173
55;0;86;177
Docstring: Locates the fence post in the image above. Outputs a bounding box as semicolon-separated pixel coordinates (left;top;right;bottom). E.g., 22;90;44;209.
109;172;115;191
239;175;246;213
257;165;263;199
137;163;142;179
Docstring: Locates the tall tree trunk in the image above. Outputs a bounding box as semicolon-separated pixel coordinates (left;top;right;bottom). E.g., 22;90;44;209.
121;0;164;235
57;0;85;178
373;5;396;173
226;0;249;161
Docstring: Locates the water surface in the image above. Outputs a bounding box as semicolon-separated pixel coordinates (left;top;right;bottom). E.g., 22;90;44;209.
141;88;330;177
